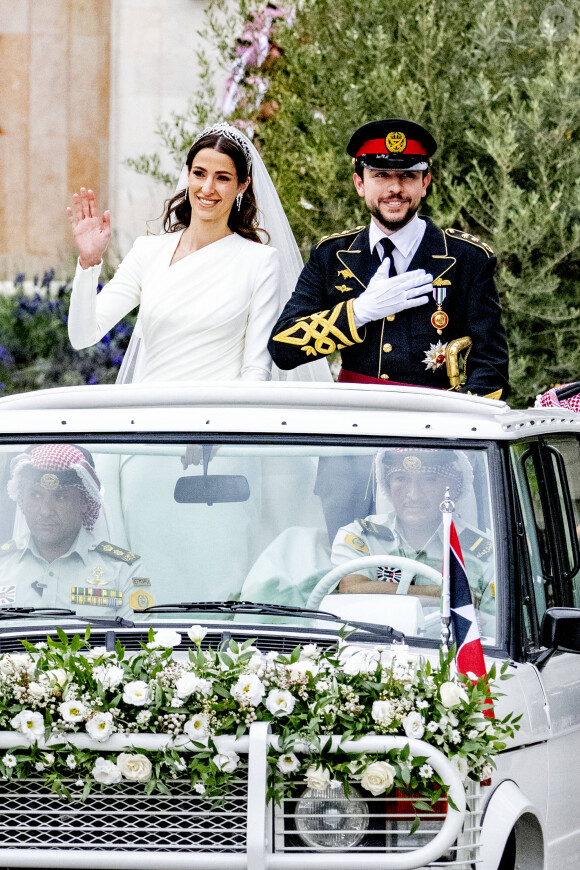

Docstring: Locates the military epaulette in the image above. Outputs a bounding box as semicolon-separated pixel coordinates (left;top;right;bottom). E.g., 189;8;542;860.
0;541;16;555
316;226;365;249
445;228;494;257
358;519;395;542
96;541;140;564
459;528;493;562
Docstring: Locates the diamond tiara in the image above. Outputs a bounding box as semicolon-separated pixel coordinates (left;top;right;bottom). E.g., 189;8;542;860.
192;122;252;173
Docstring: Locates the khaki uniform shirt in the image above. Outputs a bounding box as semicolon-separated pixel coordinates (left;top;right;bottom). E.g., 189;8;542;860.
331;513;495;614
0;526;154;618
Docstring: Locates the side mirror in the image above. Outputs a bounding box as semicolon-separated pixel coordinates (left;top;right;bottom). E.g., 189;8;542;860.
540;607;580;653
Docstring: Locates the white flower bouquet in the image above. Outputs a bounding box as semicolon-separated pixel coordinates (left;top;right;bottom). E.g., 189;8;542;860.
0;627;519;810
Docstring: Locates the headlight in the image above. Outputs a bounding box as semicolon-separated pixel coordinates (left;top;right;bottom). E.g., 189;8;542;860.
294;783;369;850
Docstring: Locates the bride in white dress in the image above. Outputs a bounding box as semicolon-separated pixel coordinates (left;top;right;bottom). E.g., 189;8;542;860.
67;123;330;384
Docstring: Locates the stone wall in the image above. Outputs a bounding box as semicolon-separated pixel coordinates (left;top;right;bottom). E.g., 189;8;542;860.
0;0;214;279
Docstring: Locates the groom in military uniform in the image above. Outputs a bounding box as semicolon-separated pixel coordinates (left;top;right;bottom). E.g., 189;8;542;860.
268;119;509;398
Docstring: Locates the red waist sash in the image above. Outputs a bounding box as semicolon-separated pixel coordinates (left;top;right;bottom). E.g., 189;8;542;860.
337;368;424;387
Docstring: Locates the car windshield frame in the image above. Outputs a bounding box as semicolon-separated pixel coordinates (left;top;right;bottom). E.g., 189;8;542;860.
0;433;508;651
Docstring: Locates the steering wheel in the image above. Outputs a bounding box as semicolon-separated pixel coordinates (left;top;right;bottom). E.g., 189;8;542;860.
306;554;442;610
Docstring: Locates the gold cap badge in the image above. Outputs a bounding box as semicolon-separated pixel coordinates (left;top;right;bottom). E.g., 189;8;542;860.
385;132;406;153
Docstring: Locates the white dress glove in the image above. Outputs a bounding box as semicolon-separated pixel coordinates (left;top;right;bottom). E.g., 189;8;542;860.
352;260;433;327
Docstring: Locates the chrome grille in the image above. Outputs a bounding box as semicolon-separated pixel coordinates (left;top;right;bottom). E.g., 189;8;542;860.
275;780;484;868
0;628;337;656
0;777;247;851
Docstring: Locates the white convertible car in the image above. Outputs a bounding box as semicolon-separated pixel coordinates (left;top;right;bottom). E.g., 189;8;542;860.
0;381;578;870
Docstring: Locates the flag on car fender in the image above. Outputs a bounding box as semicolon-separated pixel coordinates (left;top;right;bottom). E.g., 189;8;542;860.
449;521;494;717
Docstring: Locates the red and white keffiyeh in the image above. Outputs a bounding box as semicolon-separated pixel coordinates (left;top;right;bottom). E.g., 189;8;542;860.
8;444;102;531
536;383;580;415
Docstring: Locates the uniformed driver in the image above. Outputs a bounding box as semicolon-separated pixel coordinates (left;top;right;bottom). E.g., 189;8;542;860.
331;447;494;613
0;443;154;618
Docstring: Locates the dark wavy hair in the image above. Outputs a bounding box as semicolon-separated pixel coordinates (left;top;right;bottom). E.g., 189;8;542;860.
162;132;265;243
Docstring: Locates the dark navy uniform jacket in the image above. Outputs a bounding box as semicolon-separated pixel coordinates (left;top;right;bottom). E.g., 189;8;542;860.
268;218;509;397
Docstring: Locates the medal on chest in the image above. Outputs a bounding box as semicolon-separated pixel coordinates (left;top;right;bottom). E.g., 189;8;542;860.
431;281;450;335
423;340;448;372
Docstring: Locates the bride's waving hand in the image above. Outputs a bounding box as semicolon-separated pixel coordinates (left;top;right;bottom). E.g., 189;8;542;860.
67;188;111;270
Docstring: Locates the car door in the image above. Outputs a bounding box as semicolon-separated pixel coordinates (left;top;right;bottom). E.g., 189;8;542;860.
510;434;580;868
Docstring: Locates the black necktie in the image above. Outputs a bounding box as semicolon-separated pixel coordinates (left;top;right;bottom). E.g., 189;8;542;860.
374;237;397;277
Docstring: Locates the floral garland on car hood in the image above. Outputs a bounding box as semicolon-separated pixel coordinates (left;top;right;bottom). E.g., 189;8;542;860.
0;627;519;806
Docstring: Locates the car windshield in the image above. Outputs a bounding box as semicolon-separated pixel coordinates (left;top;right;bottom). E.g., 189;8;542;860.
0;441;498;644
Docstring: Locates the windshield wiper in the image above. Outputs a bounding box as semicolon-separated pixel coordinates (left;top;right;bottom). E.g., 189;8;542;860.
137;600;404;642
0;607;77;621
0;608;134;628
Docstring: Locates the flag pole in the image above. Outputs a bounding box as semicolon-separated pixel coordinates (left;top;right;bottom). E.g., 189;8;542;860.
440;486;455;654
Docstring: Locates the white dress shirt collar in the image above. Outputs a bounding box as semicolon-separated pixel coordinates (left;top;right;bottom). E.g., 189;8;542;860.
369;214;425;258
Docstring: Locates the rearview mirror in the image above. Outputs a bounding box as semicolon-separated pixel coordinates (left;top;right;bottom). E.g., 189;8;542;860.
174;475;250;506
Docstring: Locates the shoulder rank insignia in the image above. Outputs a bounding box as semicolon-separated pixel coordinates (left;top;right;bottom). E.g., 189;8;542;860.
0;541;16;555
316;226;365;249
344;534;369;554
459;528;493;562
96;541;140;564
359;519;395;542
445;228;494;257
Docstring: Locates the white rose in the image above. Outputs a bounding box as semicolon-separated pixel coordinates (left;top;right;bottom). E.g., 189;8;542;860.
265;689;296;717
305;764;331;791
403;711;425;739
342;650;378;676
93;757;122;785
184;714;210;741
175;673;200;699
11;710;44;739
40;668;68;688
277;752;300;774
287;659;319;679
213;750;240;773
58;700;88;723
301;644;319;660
86;712;115;742
27;682;46;700
231;674;265;707
187;625;207;644
371;699;394;726
439;681;468;708
85;647;113;660
123;681;151;706
361;761;396;796
148;628;182;649
44;753;55;766
93;665;125;690
247;652;267;675
450;754;469;781
117;753;152;782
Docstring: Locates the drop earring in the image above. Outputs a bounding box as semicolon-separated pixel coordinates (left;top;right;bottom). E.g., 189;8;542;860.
236;193;243;211
184;189;189;203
